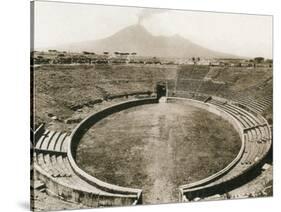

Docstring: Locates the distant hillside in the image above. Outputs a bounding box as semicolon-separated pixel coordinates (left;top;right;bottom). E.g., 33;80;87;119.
51;24;237;58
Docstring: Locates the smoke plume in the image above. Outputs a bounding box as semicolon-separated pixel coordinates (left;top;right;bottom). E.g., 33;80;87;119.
137;8;168;25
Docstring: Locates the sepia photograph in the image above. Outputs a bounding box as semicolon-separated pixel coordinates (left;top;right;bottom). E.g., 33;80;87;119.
30;0;273;211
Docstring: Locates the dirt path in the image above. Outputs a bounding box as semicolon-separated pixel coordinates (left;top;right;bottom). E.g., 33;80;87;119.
142;104;182;204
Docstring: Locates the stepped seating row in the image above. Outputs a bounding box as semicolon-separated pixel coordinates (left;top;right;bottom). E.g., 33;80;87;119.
167;80;176;90
213;84;237;99
209;100;260;128
191;94;209;102
173;67;272;113
172;91;209;102
234;77;272;97
35;152;72;177
197;81;223;95
181;98;271;200
235;95;272;104
190;66;210;79
99;82;154;97
173;91;195;99
176;79;201;93
35;130;69;153
240;126;269;166
234;95;272;114
178;65;210;80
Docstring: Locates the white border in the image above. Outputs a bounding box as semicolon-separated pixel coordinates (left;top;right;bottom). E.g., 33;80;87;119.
0;0;280;211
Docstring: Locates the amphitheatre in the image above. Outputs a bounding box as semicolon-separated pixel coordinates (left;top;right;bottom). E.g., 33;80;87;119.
31;60;273;210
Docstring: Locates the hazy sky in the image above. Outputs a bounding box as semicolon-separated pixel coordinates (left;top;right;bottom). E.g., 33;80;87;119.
34;1;273;58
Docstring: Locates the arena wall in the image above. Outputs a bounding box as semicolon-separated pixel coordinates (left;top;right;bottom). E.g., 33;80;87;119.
35;95;271;205
68;96;249;203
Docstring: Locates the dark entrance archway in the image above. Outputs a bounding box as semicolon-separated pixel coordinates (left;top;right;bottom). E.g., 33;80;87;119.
156;81;167;99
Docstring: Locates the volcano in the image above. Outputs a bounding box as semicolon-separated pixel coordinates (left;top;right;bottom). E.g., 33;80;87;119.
53;24;236;58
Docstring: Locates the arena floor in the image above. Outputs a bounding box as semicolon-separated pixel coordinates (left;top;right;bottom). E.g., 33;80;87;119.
76;102;241;204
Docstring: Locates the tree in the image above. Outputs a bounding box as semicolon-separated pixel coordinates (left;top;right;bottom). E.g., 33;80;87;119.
48;49;57;53
254;57;264;63
192;57;196;64
266;59;273;63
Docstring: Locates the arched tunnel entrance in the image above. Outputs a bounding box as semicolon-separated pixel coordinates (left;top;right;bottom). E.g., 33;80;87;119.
156;82;167;100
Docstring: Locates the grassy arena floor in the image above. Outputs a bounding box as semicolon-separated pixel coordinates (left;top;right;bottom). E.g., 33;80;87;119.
76;102;241;204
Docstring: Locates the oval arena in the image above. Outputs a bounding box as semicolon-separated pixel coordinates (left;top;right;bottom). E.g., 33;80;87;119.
32;64;272;208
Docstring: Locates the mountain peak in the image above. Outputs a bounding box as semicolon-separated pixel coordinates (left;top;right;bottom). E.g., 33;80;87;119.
172;33;182;38
54;24;236;58
113;24;152;38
